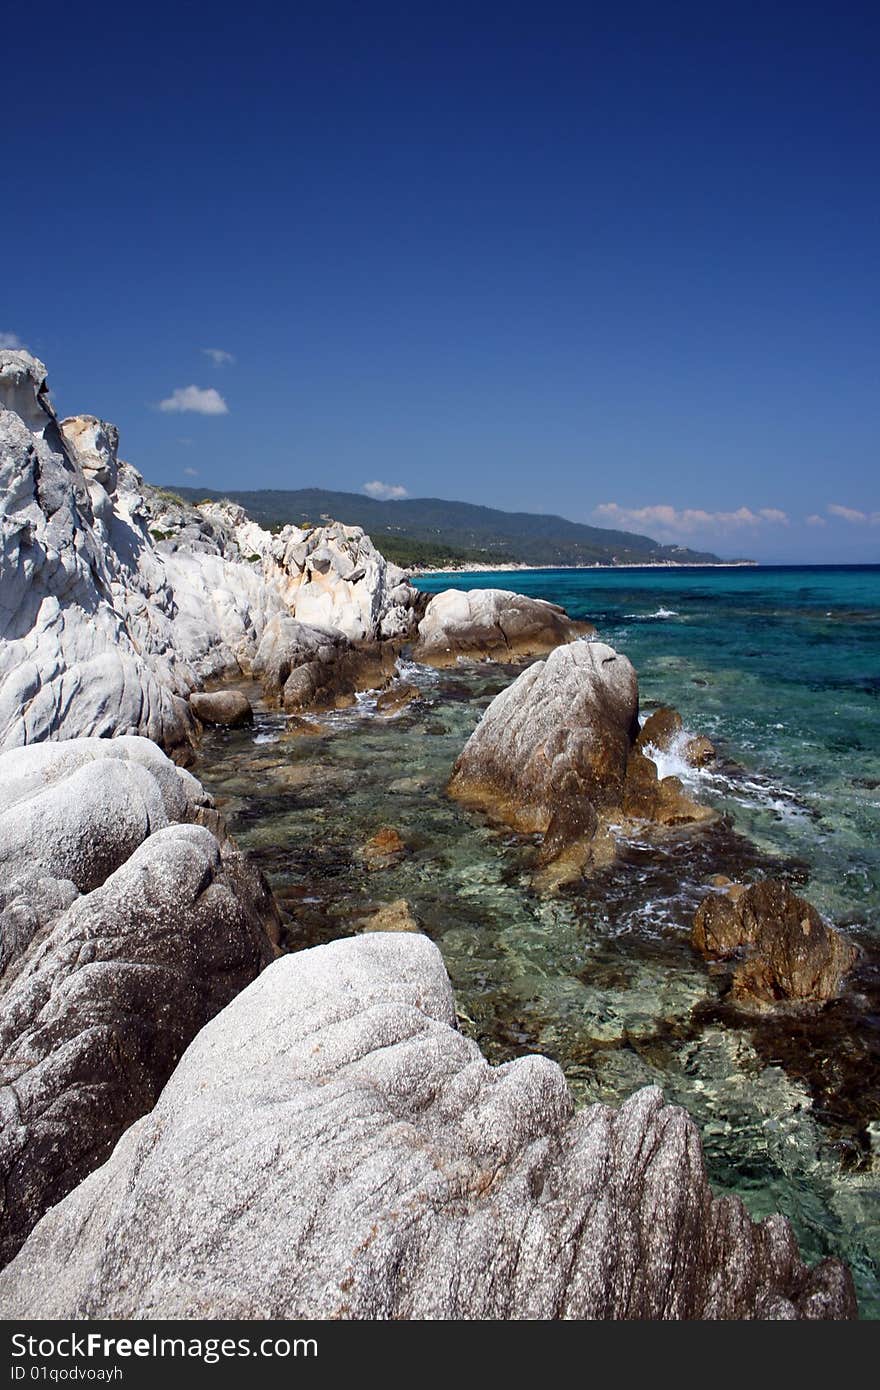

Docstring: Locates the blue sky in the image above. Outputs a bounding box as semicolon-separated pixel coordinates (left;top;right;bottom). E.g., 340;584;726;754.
4;1;878;561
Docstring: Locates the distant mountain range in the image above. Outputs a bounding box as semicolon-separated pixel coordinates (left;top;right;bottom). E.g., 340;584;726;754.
161;485;734;569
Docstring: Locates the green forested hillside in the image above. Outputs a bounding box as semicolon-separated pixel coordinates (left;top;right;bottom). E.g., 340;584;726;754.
161;485;729;568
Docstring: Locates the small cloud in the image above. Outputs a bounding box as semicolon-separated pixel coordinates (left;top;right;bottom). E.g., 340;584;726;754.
158;385;229;416
0;331;27;351
593;502;789;538
827;503;880;525
183;466;199;477
363;480;408;500
202;347;235;366
806;514;826;527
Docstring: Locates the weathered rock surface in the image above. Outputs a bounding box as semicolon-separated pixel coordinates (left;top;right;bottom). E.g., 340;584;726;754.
189;689;253;727
448;641;712;878
0;934;855;1319
0;351;422;752
375;681;420;714
413;588;592;666
0;737;279;1266
252;617;397;712
692;880;858;1005
449;641;639;836
0;354;194;754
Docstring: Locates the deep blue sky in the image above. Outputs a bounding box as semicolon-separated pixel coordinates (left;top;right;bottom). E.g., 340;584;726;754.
4;1;878;561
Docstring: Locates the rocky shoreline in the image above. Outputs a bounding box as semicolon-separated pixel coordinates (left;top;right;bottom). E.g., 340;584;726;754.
0;350;861;1318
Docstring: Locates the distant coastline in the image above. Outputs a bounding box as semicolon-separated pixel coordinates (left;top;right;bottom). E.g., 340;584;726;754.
412;560;758;576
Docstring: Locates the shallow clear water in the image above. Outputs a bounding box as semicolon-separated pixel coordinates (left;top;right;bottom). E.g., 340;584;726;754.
194;565;880;1316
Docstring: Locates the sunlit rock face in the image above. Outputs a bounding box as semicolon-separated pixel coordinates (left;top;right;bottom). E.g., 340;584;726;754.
0;353;193;754
448;640;714;884
0;352;423;752
414;587;593;666
0;736;280;1268
0;933;856;1319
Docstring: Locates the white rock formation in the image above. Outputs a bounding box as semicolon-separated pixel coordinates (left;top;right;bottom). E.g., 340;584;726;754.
0;736;279;1267
0;351;422;752
0;353;193;754
0;933;855;1319
414;587;593;666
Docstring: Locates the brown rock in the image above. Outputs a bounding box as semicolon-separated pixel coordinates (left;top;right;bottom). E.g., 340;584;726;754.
692;880;858;1005
448;641;639;839
358;899;422;933
636;706;683;753
623;748;713;827
190;689;253;727
376;683;420;714
362;827;406;871
684;734;716;767
280;716;326;739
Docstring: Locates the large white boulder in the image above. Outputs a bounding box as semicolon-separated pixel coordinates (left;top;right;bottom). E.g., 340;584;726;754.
0;736;279;1267
414;587;592;666
0;933;855;1319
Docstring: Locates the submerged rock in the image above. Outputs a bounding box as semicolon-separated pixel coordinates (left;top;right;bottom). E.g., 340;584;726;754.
190;689;253;727
375;681;420;714
358;898;422;933
0;934;855;1319
362;826;407;870
413;588;593;667
692;880;858;1005
0;737;280;1267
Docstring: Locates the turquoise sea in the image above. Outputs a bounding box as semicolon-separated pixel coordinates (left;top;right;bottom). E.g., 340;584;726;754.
194;564;880;1315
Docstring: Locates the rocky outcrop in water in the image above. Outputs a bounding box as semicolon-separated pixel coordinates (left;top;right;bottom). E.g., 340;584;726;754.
413;588;592;666
637;705;716;768
189;689;253;727
448;641;712;878
0;351;423;752
692;880;858;1005
0;934;855;1319
0;736;279;1266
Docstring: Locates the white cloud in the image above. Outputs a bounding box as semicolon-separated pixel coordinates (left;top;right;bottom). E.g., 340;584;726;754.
827;503;880;525
806;514;826;527
202;347;235;367
0;331;27;350
593;502;789;537
183;466;199;477
363;480;408;500
158;385;229;416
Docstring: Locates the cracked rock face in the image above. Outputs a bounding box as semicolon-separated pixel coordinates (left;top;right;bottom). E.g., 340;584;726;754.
0;737;279;1267
0;934;855;1319
413;587;593;666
